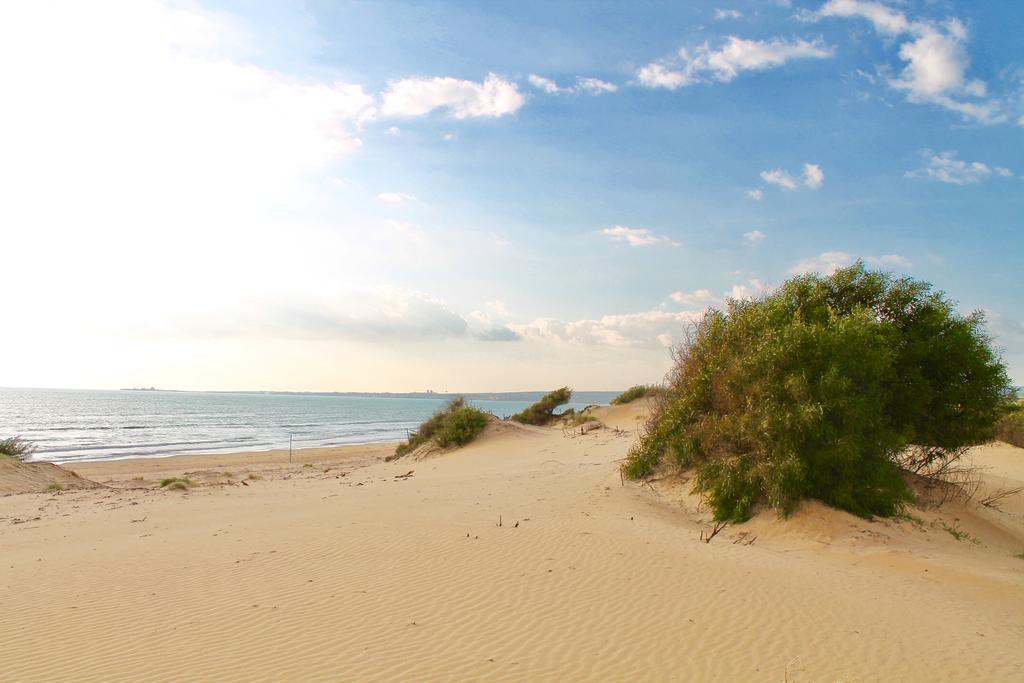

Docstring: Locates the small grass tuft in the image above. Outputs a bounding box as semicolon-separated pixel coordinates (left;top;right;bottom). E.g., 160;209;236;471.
0;436;36;462
47;482;65;491
247;473;263;481
159;477;193;488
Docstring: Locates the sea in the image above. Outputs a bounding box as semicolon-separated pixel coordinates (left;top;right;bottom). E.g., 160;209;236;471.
0;387;619;464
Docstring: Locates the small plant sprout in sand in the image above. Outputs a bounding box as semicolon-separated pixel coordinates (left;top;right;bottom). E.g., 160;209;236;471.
47;482;64;492
159;477;193;490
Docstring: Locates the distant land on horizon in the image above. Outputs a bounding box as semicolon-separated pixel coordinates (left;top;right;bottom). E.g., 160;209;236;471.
115;388;624;401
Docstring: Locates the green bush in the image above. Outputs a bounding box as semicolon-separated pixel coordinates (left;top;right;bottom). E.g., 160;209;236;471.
995;401;1024;448
611;384;665;405
435;406;490;448
159;477;192;488
623;262;1014;522
394;397;489;458
0;437;36;462
510;387;572;425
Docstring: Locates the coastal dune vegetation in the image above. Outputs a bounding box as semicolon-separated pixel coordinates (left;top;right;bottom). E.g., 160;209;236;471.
510;387;572;425
392;397;490;459
0;437;35;462
611;384;665;405
623;262;1016;522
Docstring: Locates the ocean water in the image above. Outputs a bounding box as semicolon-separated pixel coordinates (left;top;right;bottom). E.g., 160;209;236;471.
0;388;619;463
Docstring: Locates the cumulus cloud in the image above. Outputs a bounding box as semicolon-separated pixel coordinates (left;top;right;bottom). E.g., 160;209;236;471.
528;74;617;95
803;163;825;188
377;192;418;203
599;225;680;247
510;309;702;347
788;250;854;275
746;188;765;201
758;163;824;192
728;279;769;301
789;251;912;274
379;73;525;119
528;74;561;94
760;169;799;190
670;289;719;307
714;9;743;20
816;1;1003;123
866;254;912;268
637;36;832;89
743;230;766;244
576;77;618;94
905;150;1014;185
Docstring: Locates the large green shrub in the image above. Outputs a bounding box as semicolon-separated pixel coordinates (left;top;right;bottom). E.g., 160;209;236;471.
511;387;572;425
623;262;1014;522
394;397;489;458
611;384;665;405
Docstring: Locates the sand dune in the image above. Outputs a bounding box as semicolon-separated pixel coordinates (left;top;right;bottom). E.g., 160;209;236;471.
0;458;103;496
2;406;1022;681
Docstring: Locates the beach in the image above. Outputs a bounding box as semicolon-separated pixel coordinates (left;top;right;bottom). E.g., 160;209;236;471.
2;402;1023;681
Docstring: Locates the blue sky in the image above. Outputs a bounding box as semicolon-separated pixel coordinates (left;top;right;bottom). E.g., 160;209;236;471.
1;0;1021;391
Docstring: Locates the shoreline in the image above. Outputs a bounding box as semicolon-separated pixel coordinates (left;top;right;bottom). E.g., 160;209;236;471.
67;442;396;483
3;404;1023;680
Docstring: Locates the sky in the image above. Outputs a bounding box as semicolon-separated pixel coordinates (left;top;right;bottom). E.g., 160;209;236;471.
0;0;1021;392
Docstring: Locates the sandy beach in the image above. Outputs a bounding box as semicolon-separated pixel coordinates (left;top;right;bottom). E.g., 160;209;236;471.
2;402;1023;681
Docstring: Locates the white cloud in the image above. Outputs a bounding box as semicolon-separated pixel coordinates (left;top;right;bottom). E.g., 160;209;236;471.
727;279;770;301
819;0;910;35
758;163;824;192
866;254;912;268
379;73;525;119
528;74;618;95
788;251;854;275
670;289;719;307
576;77;618;94
746;188;765;201
714;9;743;20
906;150;1014;185
803;163;825;188
528;74;561;93
510;309;702;347
637;36;832;89
385;126;400;136
760;169;799;190
817;1;1003;123
599;225;680;247
789;251;912;274
743;230;766;244
377;192;418;203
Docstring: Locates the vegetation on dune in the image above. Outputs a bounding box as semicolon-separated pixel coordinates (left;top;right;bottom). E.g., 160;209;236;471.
995;401;1024;448
510;387;572;425
159;477;193;489
393;397;490;459
0;437;36;462
623;262;1015;523
611;384;666;405
562;410;599;427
